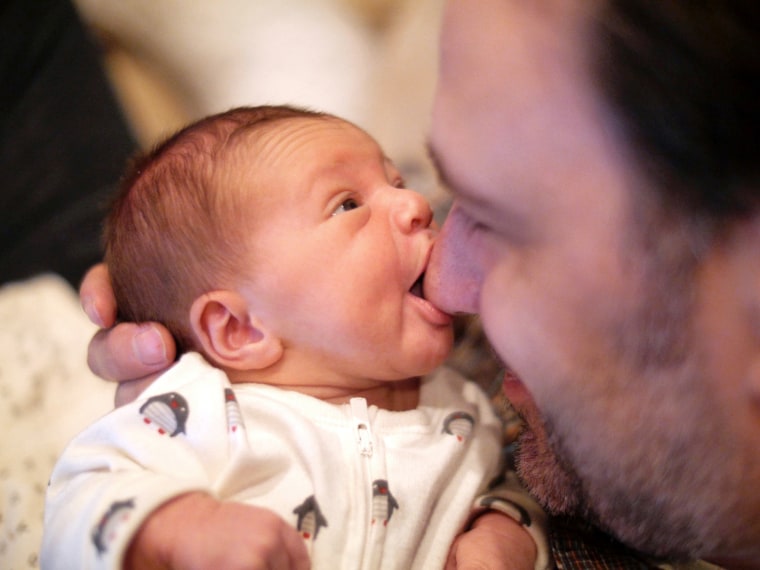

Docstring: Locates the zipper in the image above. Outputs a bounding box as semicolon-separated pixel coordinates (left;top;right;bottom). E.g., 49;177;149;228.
350;397;374;457
350;397;386;570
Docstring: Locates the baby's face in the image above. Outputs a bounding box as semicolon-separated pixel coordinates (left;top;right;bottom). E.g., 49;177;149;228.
235;118;453;382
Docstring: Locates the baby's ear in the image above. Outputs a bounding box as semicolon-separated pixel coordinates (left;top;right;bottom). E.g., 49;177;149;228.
189;290;283;371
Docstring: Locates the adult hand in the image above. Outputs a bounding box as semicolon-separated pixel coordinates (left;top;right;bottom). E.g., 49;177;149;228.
80;263;177;406
124;492;310;570
445;512;536;570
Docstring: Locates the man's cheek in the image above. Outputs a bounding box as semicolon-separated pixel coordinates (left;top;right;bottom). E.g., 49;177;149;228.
478;264;527;366
479;263;557;395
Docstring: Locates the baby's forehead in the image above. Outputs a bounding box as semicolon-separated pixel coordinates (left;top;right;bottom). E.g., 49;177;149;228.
246;115;370;147
229;116;383;172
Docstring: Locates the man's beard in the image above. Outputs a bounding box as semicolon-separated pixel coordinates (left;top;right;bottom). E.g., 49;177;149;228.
513;357;748;560
509;216;749;560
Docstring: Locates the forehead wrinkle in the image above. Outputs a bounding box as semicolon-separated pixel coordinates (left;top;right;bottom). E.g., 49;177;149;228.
222;118;337;218
233;117;376;220
211;120;329;228
250;117;350;172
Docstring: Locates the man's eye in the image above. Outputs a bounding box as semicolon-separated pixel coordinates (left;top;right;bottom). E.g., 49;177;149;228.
332;198;360;216
470;220;490;235
460;209;491;237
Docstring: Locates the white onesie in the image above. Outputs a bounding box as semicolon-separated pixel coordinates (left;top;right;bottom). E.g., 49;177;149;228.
43;352;549;569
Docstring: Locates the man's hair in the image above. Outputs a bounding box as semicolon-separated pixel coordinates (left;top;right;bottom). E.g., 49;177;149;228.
105;105;329;351
592;1;758;229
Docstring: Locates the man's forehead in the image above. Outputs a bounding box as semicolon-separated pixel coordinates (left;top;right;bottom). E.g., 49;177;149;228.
439;0;596;76
433;1;606;157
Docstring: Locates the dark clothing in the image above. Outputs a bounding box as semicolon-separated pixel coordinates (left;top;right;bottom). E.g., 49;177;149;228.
0;0;136;287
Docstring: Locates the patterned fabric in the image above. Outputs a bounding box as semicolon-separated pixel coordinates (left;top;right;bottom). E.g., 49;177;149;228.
549;517;726;570
550;517;657;569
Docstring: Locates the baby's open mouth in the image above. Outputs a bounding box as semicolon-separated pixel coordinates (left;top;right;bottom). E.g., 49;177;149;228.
410;273;425;298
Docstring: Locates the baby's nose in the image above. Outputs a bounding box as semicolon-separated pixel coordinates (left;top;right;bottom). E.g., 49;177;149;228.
393;189;433;233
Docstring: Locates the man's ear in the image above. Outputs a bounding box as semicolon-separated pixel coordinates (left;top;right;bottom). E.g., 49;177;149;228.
189;290;283;371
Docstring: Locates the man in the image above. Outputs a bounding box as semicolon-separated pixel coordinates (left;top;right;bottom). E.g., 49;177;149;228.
82;0;759;567
425;0;759;566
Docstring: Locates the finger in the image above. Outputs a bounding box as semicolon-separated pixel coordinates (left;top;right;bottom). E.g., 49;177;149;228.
87;323;176;382
115;375;163;407
79;263;117;328
281;525;310;570
261;545;290;570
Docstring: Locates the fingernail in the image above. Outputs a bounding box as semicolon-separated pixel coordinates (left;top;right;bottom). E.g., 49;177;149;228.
133;325;167;366
81;295;104;327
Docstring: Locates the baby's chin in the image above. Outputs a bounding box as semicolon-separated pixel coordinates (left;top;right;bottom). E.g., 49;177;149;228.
416;332;455;374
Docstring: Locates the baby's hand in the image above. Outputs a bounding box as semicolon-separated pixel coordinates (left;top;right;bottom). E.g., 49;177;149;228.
124;492;309;570
445;511;536;570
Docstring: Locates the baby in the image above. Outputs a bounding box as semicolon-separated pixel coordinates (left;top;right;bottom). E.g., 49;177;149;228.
42;106;549;569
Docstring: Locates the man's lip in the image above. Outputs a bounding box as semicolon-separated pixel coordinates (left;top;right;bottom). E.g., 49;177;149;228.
407;240;452;325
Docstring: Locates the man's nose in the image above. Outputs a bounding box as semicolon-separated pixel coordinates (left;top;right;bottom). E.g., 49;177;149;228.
392;189;433;233
423;202;482;315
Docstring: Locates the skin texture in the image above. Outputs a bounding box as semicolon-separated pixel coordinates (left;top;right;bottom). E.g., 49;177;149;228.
445;512;536;570
425;0;760;565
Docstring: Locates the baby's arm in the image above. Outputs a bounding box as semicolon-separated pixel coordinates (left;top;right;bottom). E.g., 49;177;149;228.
43;449;307;570
446;511;536;570
448;470;553;570
42;414;208;569
123;492;308;570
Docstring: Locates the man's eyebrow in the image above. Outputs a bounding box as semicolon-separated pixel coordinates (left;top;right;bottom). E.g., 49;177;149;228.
426;138;510;221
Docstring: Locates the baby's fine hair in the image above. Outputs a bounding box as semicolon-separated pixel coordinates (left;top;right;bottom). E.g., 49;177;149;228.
105;105;331;352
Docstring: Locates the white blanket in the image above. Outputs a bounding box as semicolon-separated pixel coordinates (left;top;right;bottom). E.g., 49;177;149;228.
0;275;114;568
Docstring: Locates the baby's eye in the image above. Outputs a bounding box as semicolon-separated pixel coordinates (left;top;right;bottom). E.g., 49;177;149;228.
332;198;361;216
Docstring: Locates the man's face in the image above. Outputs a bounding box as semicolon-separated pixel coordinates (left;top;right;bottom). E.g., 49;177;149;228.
426;0;757;559
237;118;453;388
